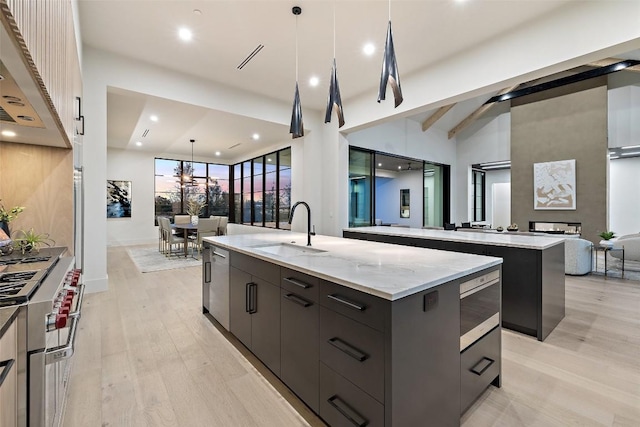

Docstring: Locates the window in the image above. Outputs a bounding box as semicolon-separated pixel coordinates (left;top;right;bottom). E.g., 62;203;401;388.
231;147;291;229
472;169;486;222
154;158;230;223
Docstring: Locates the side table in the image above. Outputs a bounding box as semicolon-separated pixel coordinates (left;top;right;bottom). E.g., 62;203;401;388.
594;245;624;278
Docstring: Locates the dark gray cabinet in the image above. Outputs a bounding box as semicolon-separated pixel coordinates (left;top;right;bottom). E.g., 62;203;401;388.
222;249;501;426
280;269;320;411
344;230;564;341
229;254;281;376
460;326;501;414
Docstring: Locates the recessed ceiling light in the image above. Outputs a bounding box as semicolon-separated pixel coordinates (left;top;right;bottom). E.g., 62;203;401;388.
378;163;382;167
135;141;142;146
150;115;158;122
1;130;16;137
178;27;192;41
363;43;375;56
215;151;221;156
309;76;319;87
397;165;402;170
267;158;272;162
252;133;260;140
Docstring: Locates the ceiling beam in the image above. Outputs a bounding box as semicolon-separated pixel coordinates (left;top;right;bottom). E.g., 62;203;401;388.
587;57;640;73
448;85;519;140
421;104;455;132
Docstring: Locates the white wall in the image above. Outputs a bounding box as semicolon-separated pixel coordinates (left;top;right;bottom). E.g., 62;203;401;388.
610;157;640;236
485;169;511;227
375;169;423;228
492;183;512;230
455;105;511;223
608;73;640;148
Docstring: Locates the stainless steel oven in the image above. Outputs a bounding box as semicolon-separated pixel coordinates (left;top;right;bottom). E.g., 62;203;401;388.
460;269;500;351
0;248;82;427
27;258;83;427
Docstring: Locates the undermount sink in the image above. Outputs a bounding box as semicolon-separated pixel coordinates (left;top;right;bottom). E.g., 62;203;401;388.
252;242;327;257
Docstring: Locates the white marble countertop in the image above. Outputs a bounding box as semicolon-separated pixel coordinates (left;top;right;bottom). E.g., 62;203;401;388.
344;226;566;250
203;232;501;301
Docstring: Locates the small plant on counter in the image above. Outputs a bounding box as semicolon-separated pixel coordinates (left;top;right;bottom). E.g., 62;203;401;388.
496;226;504;232
13;228;55;254
598;231;615;240
0;199;25;222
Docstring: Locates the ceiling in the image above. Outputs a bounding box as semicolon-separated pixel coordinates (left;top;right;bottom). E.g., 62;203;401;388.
77;0;631;160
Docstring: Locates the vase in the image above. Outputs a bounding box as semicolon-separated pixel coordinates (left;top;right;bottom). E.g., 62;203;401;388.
191;215;199;225
599;240;613;248
0;220;9;238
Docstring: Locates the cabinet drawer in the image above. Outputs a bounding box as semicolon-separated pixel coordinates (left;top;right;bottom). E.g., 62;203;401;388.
320;280;388;332
319;307;384;403
281;268;319;303
319;363;384;427
230;251;280;285
460;326;501;414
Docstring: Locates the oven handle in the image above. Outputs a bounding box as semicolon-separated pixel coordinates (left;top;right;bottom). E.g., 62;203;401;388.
45;283;84;365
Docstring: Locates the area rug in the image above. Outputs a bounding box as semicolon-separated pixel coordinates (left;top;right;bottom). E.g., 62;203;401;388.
127;246;200;273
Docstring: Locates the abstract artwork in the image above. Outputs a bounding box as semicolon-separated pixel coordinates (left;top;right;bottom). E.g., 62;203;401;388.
533;159;576;210
107;180;132;218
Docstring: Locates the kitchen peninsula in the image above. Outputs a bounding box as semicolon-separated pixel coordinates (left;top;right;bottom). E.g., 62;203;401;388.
202;232;502;426
343;227;565;341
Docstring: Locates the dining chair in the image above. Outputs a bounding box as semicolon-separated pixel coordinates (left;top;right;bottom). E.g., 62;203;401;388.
218;217;228;236
189;217;220;257
174;214;190;225
161;217;185;257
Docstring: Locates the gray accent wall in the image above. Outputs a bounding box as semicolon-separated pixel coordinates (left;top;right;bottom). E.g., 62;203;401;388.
510;77;608;243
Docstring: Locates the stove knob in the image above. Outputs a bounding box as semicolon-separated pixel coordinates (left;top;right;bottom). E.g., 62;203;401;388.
56;313;68;329
60;304;70;315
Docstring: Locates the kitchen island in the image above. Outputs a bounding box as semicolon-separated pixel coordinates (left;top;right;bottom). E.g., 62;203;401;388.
343;227;565;341
202;232;502;426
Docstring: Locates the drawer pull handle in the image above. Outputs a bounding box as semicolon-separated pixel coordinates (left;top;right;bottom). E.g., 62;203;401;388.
212;251;227;259
283;293;312;308
328;337;368;362
204;261;211;283
327;294;366;311
470;357;494;376
0;359;15;387
284;277;312;289
327;395;368;427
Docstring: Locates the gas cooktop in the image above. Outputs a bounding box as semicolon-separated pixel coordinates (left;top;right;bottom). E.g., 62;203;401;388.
0;247;66;306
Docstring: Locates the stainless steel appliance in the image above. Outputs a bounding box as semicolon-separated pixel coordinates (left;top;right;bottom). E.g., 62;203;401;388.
202;243;230;330
460;269;500;351
0;248;83;427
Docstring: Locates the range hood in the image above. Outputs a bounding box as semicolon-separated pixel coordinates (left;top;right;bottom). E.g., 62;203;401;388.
0;11;70;148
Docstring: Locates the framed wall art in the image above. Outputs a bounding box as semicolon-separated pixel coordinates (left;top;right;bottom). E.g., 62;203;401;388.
533;159;576;210
107;180;132;218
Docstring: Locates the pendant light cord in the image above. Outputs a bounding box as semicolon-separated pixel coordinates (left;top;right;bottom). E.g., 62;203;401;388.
388;0;391;21
333;0;336;58
295;15;299;82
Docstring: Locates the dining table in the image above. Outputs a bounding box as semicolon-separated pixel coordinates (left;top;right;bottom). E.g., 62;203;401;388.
172;222;198;258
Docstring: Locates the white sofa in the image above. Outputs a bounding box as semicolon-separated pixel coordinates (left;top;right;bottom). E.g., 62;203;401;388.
610;233;640;270
564;238;593;275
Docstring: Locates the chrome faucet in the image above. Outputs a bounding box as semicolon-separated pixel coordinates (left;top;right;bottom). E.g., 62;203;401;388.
289;201;315;246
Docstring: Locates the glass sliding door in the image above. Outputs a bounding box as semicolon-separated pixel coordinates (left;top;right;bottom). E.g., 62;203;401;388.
278;148;292;229
423;163;445;228
472;169;486;221
253;157;264;226
348;148;373;227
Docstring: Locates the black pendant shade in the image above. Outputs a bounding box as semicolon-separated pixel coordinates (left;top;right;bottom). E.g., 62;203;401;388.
377;20;403;108
325;58;345;127
290;82;304;139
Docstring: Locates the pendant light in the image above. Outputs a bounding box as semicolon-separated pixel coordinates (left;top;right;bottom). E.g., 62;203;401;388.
324;1;345;127
186;138;196;187
290;6;304;139
377;0;403;108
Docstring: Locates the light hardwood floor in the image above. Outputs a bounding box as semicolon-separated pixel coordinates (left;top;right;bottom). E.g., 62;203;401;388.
63;246;640;427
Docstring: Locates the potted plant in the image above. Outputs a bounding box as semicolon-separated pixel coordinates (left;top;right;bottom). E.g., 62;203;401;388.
186;197;207;225
0;199;25;238
598;231;615;248
12;228;55;254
